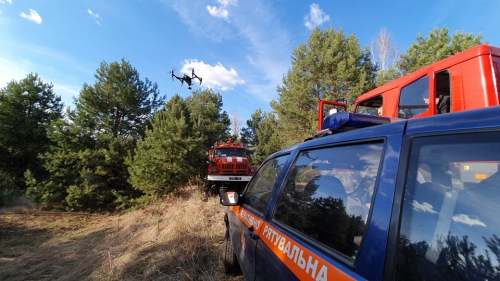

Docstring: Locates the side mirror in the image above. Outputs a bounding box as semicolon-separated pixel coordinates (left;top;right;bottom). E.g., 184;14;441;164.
220;191;240;206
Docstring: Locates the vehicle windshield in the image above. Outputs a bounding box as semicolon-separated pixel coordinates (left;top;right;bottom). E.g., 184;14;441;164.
215;148;245;157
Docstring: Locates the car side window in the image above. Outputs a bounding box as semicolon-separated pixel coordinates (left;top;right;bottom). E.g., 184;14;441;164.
243;155;289;214
272;142;384;261
396;132;500;280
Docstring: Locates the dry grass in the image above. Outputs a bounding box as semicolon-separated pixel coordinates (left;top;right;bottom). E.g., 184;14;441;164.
0;187;244;281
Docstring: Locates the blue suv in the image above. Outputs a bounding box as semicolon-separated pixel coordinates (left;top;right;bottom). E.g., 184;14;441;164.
220;107;500;280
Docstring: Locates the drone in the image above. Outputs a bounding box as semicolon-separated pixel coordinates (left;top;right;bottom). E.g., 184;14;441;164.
171;69;202;90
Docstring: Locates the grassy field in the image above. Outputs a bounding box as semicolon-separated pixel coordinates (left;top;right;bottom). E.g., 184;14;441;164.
0;187;244;281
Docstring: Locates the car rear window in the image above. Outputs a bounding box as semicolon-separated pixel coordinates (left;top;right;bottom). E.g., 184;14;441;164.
396;131;500;280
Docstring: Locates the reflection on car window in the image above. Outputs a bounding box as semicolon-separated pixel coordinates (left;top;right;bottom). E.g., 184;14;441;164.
243;155;289;214
397;132;500;280
272;142;383;261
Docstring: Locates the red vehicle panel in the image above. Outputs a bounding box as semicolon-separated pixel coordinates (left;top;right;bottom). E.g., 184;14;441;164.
351;44;500;119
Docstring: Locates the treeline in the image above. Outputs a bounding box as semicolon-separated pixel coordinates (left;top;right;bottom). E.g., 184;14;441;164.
244;26;485;150
1;60;231;211
0;26;485;211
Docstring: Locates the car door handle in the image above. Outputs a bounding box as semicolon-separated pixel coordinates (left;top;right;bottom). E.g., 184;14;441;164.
248;226;259;240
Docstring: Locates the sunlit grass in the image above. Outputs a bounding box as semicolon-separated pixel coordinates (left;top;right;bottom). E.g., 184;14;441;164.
0;186;243;281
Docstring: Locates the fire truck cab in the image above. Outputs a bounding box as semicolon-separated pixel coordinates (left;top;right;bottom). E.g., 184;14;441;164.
353;44;500;118
206;140;257;195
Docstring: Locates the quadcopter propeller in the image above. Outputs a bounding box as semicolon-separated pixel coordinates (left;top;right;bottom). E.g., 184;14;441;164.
191;69;202;85
170;69;185;86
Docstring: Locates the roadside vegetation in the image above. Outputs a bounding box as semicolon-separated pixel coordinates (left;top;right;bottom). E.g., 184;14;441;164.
0;186;242;281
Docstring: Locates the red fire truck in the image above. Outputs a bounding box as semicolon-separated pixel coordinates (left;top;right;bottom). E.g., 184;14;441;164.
206;140;258;195
354;44;500;118
318;44;500;126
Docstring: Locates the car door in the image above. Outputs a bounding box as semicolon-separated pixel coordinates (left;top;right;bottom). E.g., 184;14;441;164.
227;154;290;281
255;140;387;280
389;129;500;280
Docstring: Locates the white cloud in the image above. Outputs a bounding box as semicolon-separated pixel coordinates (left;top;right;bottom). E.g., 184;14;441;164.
20;9;42;24
179;59;244;91
452;214;487;227
411;200;437;214
206;5;228;19
206;0;237;20
218;0;237;5
172;0;291;103
304;3;329;30
0;0;13;4
88;9;101;25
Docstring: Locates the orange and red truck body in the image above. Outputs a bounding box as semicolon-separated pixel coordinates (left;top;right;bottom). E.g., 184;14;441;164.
353;44;500;119
206;140;257;194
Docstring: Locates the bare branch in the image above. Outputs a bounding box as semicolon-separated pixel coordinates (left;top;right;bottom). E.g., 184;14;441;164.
231;111;242;138
370;28;400;71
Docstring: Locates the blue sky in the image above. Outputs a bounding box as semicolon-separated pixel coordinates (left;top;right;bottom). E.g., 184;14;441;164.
1;0;499;124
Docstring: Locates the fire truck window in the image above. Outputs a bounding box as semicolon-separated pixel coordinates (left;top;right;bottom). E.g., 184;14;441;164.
436;71;451;114
399;75;429;118
216;148;245;157
355;95;383;116
396;131;500;280
242;155;289;215
272;142;383;261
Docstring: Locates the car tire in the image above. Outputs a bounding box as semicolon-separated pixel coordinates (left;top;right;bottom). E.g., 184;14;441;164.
223;228;241;275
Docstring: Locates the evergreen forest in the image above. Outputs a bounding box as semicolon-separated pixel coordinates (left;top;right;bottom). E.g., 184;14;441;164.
0;26;485;211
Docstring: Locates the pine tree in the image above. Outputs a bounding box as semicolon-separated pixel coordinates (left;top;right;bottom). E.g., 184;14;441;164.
271;27;377;146
185;89;230;149
240;109;283;166
254;112;282;165
240;108;263;165
26;59;165;211
397;26;485;75
0;73;63;205
185;89;231;188
127;95;200;199
376;67;401;86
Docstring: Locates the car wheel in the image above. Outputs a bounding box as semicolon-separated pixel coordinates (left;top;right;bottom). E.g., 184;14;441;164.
223;228;241;275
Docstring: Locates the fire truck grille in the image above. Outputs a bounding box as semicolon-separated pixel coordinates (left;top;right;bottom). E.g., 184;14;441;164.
221;163;248;175
235;164;247;170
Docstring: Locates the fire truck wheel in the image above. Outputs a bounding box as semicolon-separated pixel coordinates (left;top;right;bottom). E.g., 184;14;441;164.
223;228;241;275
